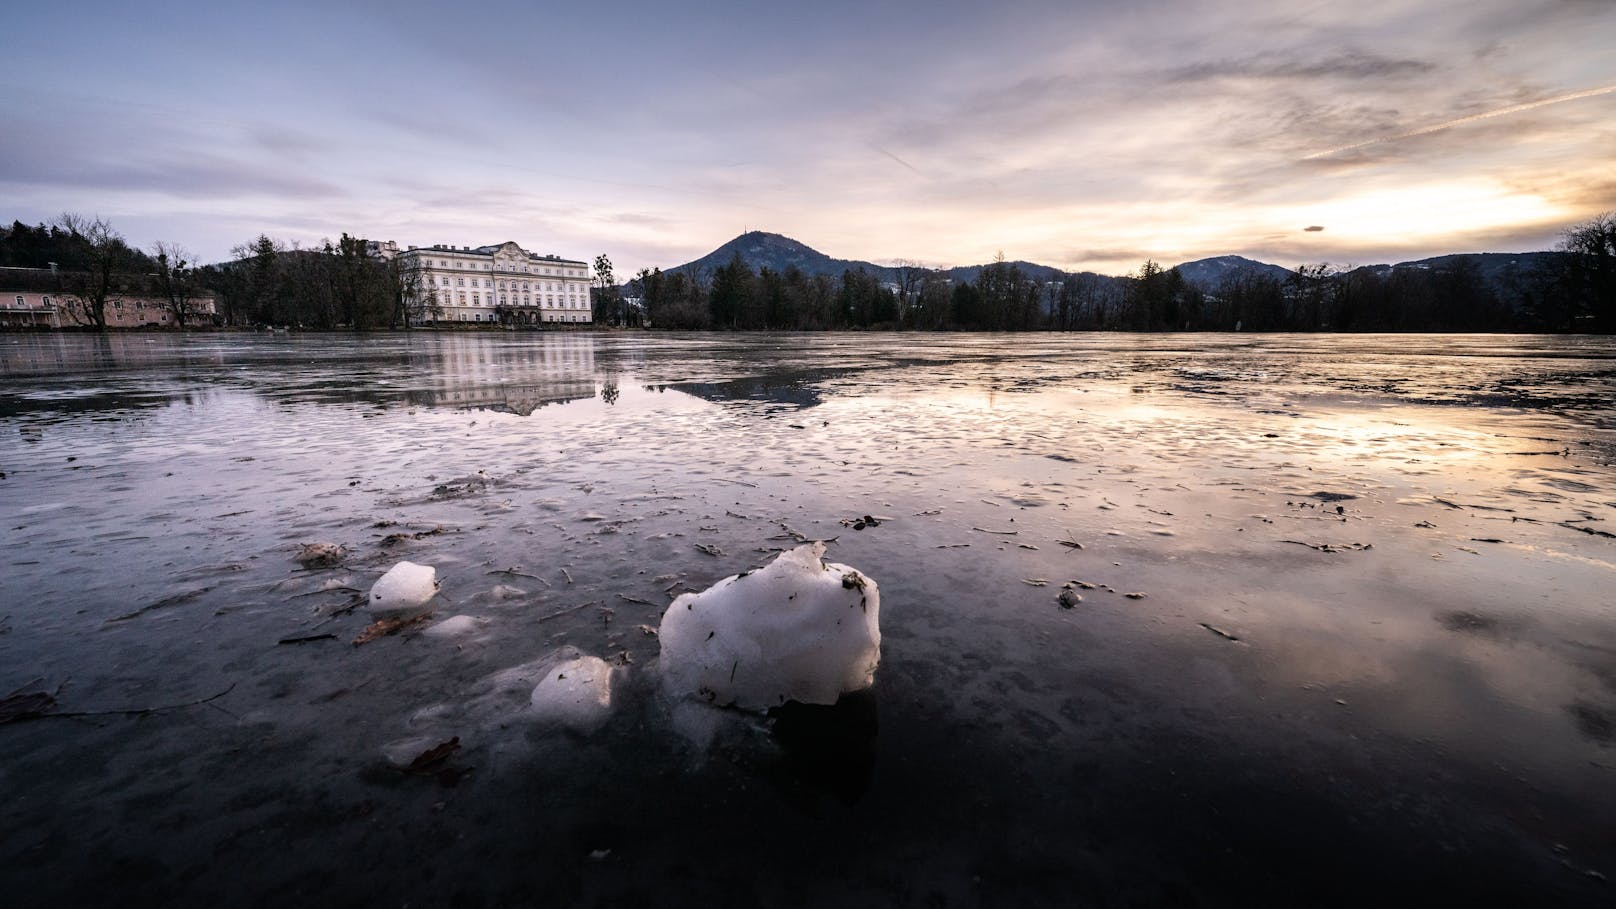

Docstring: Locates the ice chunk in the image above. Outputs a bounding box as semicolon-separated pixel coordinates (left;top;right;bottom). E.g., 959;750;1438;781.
530;655;615;730
368;561;438;615
657;542;881;710
423;614;485;638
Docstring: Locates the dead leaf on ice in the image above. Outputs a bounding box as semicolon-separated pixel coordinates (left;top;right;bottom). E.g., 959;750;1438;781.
405;736;461;774
352;613;433;646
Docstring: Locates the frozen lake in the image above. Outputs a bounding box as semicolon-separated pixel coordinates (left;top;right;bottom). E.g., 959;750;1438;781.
2;331;1614;906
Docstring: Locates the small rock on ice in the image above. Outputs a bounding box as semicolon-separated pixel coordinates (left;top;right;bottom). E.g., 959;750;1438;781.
369;561;438;615
657;541;881;710
530;655;616;730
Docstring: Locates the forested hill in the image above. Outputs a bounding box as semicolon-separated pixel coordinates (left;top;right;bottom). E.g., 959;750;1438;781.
1348;252;1568;285
673;231;894;281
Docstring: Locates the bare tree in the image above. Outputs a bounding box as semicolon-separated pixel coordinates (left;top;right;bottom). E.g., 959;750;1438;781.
1561;211;1616;332
395;257;441;328
890;258;925;327
152;241;203;328
56;213;129;330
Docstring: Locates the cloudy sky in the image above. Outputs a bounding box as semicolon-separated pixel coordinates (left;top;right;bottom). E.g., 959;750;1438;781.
3;0;1613;276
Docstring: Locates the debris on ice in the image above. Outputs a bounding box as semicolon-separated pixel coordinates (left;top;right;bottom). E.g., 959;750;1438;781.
296;541;347;567
657;541;881;710
530;655;616;730
379;735;441;768
368;561;438;615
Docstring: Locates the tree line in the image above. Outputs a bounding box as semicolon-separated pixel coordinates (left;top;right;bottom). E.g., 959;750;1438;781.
6;211;1613;333
633;214;1614;333
1;216;429;329
203;234;417;329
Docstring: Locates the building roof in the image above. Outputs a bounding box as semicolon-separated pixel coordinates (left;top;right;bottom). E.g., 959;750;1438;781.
402;242;585;267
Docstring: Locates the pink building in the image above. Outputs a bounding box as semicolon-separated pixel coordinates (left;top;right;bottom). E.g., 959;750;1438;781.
0;288;216;329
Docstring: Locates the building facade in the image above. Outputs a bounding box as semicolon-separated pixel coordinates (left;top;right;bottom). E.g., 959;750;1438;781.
1;288;216;329
396;241;592;326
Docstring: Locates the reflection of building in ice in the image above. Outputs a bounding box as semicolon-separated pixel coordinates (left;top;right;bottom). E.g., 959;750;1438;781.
422;334;598;414
395;241;592;326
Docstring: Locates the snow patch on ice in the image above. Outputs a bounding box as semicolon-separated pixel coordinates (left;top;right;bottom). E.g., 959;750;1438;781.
657;542;881;710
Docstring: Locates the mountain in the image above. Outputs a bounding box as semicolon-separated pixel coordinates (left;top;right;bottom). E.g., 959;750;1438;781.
1173;255;1294;290
668;231;894;281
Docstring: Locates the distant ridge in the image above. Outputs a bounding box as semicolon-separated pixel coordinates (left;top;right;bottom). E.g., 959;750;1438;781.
1346;251;1568;285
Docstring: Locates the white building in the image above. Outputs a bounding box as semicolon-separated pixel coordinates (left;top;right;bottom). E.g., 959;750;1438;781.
396;241;593;326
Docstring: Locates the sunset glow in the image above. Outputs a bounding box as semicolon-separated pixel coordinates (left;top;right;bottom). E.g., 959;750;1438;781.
3;0;1613;274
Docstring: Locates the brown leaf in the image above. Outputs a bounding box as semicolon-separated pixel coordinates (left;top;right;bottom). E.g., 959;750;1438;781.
352;613;432;646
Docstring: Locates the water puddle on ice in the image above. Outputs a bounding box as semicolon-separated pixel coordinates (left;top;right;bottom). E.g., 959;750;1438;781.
2;331;1614;904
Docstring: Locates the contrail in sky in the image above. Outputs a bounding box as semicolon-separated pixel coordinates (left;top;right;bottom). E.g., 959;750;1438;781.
1304;82;1616;160
872;142;927;177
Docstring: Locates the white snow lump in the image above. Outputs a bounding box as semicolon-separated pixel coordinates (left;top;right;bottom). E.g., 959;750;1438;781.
657;542;881;710
368;561;438;615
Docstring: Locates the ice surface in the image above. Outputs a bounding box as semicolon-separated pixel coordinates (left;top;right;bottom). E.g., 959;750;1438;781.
658;542;881;710
6;333;1616;906
530;655;616;730
368;561;438;615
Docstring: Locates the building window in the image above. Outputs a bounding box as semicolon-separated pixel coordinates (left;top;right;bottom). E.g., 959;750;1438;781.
13;295;21;307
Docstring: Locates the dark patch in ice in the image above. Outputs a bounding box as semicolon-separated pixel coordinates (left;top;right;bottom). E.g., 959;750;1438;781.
1437;611;1504;636
767;688;878;805
1566;700;1616;745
